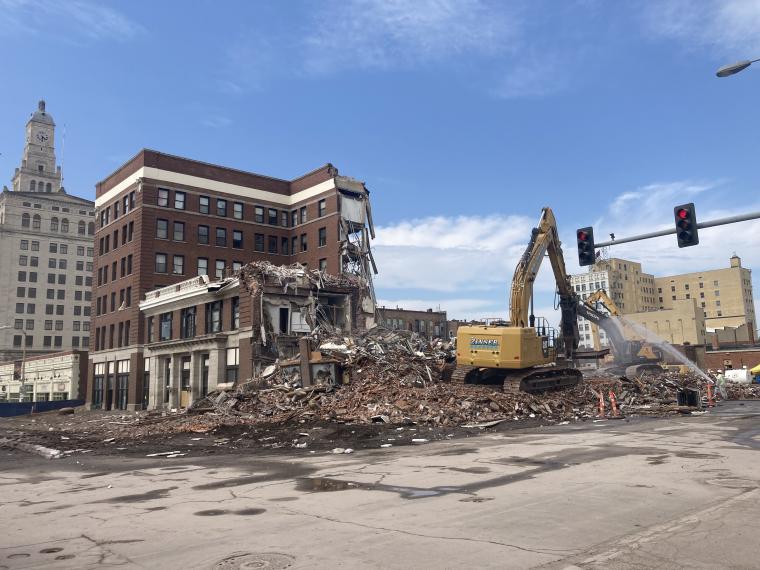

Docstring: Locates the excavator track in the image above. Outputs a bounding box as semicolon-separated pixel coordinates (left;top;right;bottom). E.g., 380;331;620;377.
450;365;582;394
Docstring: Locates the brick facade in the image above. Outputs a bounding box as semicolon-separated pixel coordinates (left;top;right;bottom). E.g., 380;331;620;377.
88;149;366;410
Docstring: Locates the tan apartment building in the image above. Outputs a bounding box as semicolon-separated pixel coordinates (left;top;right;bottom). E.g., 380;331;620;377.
377;306;448;338
571;257;658;348
655;255;755;341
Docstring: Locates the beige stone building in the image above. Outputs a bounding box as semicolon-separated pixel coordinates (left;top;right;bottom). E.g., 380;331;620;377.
0;350;87;402
571;257;658;349
623;299;706;346
655;255;755;340
0;101;95;362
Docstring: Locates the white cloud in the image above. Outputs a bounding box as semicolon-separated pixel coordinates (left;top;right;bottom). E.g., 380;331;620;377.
0;0;145;41
303;0;520;73
643;0;760;56
373;181;760;330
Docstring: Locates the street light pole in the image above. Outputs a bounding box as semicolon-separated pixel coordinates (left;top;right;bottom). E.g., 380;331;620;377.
716;58;760;77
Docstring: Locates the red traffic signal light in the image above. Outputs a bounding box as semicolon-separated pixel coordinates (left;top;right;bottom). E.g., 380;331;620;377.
576;227;595;266
674;203;699;248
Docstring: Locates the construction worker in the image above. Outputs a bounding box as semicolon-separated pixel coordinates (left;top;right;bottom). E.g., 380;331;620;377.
715;370;728;401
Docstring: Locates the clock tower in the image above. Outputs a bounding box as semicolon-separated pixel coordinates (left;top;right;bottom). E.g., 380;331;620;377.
11;100;63;193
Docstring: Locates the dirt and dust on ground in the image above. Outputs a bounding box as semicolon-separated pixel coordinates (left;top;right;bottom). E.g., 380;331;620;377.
2;327;760;459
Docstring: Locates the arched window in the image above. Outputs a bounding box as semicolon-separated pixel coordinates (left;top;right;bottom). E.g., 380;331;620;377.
32;214;41;230
46;183;52;192
88;222;95;236
21;213;30;228
78;221;86;235
29;180;36;191
50;217;59;232
60;218;69;233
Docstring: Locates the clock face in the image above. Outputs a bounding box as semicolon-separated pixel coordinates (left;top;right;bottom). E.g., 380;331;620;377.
36;131;49;143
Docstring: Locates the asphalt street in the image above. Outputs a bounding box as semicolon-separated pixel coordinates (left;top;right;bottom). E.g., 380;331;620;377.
1;402;759;569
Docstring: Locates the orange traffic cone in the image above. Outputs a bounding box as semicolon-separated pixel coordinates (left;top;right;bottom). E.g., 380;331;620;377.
598;391;606;417
706;383;714;408
609;390;620;417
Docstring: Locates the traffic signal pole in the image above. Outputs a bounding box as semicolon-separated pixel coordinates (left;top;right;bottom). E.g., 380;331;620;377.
592;210;760;248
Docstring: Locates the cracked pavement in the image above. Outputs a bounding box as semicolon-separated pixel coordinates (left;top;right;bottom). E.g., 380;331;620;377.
2;402;760;569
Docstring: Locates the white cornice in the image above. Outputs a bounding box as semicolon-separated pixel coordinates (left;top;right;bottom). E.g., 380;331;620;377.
95;167;336;208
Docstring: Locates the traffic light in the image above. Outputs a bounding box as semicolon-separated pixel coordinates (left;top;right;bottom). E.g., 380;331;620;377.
674;203;699;248
576;227;595;266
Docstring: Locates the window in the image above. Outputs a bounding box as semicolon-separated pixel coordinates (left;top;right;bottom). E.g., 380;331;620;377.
127;255;133;275
282;237;290;256
57;290;65;300
77;261;84;272
233;202;243;220
216;227;227;247
233;230;243;248
291;236;298;256
20;240;28;250
21;213;30;228
291;210;298;227
197;257;208;276
215;260;225;279
301;233;308;252
156;219;168;239
199;196;210;214
231;296;240;329
268;235;278;254
255;207;264;223
14;319;23;329
25;319;33;330
31;241;39;252
61;218;69;232
54;336;62;348
713;280;719;287
147;316;154;343
181;306;196;339
17;286;25;297
55;320;64;331
48;258;57;269
206;300;223;333
173;254;185;275
18;271;26;282
318;227;327;247
155;253;168;273
58;259;67;269
217;199;227;217
73;321;81;331
32;214;41;229
226;348;239;382
318;199;326;217
268;208;278;225
13;335;22;347
254;233;264;252
281;211;289;227
19;255;28;266
299;206;308;224
45;304;54;315
174;191;186;210
173;221;185;241
319;259;328;272
198;225;209;244
157;188;169;207
717;310;723;316
50;217;58;231
232;261;242;272
58;274;65;285
45;320;52;330
715;290;720;297
159;312;172;341
699;282;704;289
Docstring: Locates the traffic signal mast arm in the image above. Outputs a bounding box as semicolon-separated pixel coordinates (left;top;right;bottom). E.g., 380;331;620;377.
591;209;760;248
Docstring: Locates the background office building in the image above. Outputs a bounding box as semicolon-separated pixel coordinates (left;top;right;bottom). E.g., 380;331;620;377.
88;149;375;410
0;101;95;362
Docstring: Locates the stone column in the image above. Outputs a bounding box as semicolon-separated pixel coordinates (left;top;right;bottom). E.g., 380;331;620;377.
169;355;181;409
148;355;162;410
208;348;224;392
190;351;202;405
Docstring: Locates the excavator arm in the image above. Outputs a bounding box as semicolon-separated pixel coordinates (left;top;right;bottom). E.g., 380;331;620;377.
509;207;579;359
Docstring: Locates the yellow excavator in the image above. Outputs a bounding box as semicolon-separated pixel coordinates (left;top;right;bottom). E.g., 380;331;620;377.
452;207;583;393
580;289;664;377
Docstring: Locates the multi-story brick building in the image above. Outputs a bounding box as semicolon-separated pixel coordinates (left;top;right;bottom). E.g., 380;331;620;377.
0;100;95;363
89;149;374;410
377;306;448;338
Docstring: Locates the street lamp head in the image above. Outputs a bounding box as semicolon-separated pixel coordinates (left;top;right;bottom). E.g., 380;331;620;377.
716;60;754;77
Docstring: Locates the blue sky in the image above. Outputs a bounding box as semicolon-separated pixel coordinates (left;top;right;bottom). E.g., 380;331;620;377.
2;0;760;324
